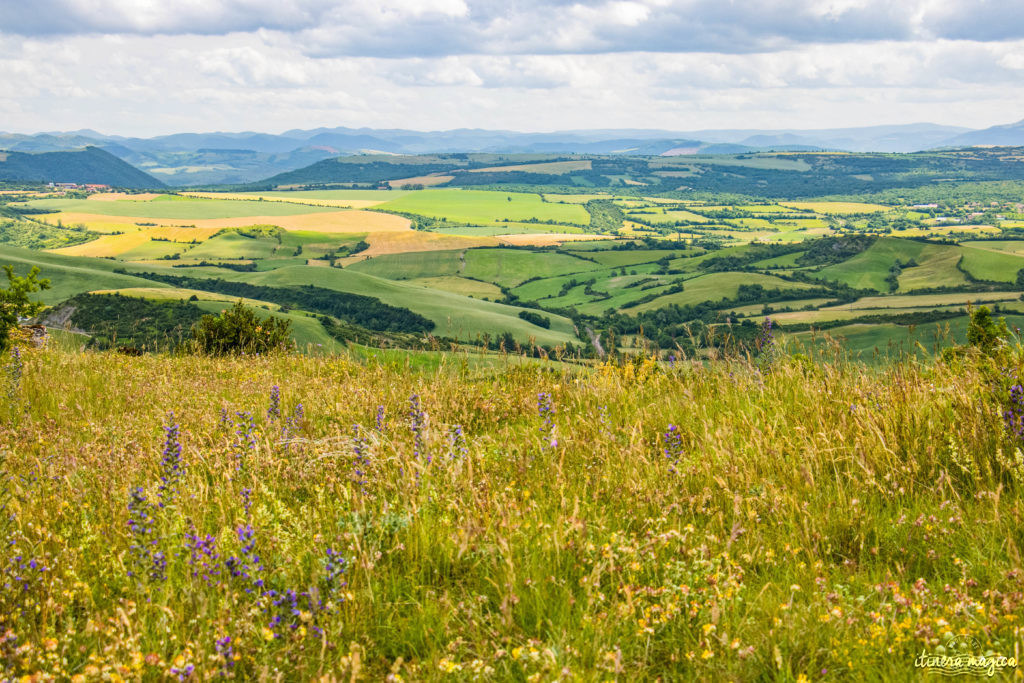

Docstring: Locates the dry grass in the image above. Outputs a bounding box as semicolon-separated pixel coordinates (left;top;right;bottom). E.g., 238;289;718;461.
361;231;498;256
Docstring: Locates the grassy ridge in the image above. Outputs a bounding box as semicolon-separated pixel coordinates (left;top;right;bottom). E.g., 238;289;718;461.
2;346;1023;679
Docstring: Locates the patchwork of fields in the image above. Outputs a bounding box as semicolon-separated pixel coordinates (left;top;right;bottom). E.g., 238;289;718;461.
2;176;1024;360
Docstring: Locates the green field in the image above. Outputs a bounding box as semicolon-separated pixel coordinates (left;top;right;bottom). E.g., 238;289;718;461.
896;242;969;292
462;248;600;288
631;272;815;313
817;238;925;291
0;244;170;303
376;189;590;226
122;262;578;346
958;245;1024;282
346;250;463;280
187;232;283;260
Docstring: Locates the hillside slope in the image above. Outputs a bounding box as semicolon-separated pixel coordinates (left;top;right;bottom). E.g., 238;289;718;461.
0;146;164;188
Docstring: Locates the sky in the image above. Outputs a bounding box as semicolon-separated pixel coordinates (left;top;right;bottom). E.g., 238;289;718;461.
1;0;1023;136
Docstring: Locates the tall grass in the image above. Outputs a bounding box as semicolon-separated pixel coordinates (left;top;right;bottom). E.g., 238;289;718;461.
1;345;1023;680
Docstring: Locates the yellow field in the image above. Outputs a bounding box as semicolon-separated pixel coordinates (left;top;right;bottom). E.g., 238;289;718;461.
360;231;497;256
90;287;278;309
52;232;154;257
894;225;1000;237
87;192;163;202
36;214;145;234
780;201;892;214
468;160;592;174
182;192;385;209
495;233;611;247
387;175;455;189
38;210;410;233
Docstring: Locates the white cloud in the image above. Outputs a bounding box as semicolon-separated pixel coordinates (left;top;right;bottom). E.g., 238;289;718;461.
1;1;1024;136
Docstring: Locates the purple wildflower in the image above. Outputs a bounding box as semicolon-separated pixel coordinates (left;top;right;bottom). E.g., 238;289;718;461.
184;526;220;586
448;424;467;459
376;405;387;433
267;385;281;421
1003;384;1024;441
409;394;427;463
126;487;166;583
215;636;234;675
663;424;684;475
225;523;265;594
157;413;184;508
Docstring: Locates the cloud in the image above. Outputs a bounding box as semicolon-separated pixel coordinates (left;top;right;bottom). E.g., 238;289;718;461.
4;0;1024;57
2;1;1024;136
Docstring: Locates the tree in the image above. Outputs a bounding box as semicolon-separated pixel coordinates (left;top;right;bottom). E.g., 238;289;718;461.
0;265;50;353
1016;268;1024;288
190;300;292;355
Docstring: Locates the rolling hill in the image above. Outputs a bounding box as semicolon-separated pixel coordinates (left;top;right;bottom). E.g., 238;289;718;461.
0;147;164;188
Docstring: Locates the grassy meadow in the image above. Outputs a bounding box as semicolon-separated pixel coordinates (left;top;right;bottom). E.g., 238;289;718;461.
3;341;1024;680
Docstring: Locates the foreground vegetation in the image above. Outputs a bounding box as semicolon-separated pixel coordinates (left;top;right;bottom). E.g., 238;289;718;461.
2;335;1024;680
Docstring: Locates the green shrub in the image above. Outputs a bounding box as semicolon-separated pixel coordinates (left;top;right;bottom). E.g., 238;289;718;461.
190;300;292;355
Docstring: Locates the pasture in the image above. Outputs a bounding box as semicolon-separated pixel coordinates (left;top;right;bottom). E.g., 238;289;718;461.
376;189;591;226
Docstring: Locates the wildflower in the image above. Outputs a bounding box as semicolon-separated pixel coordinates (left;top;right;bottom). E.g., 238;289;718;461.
409;394;427;463
447;424;467;459
324;547;347;601
215;636;234;675
376;405;387;433
157;413;184;508
225;523;265;593
184;526;220;586
663;424;684;474
126;487;166;584
267;385;280;421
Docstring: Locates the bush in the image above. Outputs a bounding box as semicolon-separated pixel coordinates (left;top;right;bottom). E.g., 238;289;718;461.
190;301;292;355
966;305;1010;354
518;310;551;329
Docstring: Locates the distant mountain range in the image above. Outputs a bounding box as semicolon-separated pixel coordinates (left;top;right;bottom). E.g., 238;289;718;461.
0;118;1022;187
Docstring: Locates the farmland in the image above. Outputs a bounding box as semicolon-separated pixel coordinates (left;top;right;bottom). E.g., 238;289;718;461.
2;151;1024;361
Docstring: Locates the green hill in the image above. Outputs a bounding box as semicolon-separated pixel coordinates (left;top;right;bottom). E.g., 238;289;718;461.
0;146;164;188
